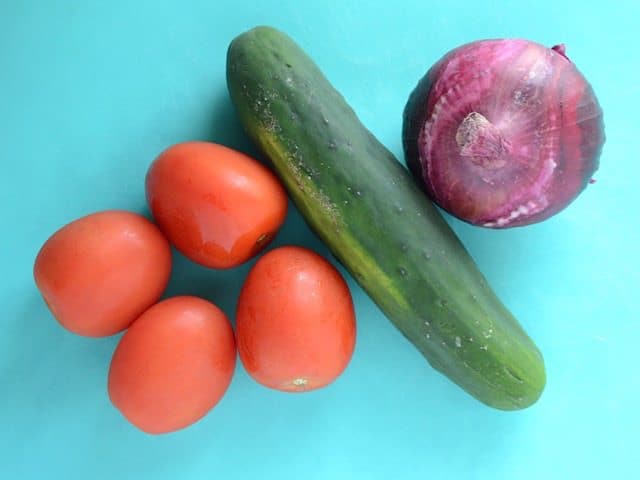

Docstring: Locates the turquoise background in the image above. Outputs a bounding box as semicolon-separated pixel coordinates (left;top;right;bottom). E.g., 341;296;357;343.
1;1;638;478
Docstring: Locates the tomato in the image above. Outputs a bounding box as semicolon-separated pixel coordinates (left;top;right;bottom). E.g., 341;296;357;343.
236;246;356;392
33;210;172;337
108;296;236;434
145;141;288;269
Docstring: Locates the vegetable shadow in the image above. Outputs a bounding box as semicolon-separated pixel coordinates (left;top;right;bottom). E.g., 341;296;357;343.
204;85;263;162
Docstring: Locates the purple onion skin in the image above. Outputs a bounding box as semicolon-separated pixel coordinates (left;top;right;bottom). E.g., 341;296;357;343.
402;39;605;228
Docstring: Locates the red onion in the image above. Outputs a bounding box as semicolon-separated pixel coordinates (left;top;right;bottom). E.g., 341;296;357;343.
402;39;605;228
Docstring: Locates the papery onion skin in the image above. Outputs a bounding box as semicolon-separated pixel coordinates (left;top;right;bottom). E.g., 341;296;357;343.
402;39;605;228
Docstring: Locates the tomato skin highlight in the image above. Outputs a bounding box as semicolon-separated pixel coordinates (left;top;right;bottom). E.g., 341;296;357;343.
108;296;237;434
236;246;356;392
145;141;288;269
33;210;172;337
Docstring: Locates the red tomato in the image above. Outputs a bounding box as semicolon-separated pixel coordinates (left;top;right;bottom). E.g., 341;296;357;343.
236;246;356;392
145;142;288;269
33;210;172;337
108;296;236;434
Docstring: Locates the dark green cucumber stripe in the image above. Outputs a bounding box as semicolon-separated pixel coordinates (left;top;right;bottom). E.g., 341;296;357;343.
226;26;545;410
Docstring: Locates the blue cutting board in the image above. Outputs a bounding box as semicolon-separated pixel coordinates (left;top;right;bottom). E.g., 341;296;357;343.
1;1;638;478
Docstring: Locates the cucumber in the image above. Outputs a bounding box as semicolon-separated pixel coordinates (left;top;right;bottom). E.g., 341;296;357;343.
226;26;545;410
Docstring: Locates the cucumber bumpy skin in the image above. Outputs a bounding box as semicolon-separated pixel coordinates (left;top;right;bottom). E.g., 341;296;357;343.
226;26;545;410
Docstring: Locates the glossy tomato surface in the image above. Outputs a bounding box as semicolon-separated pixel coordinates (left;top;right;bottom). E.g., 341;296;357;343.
33;210;172;337
108;296;236;434
236;246;356;392
145;142;288;269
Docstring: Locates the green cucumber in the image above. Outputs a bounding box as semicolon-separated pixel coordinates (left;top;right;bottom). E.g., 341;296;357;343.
226;26;545;410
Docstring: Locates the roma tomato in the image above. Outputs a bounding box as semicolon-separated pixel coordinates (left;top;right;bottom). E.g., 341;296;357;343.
236;246;356;392
145;142;288;269
33;210;172;337
108;296;236;434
